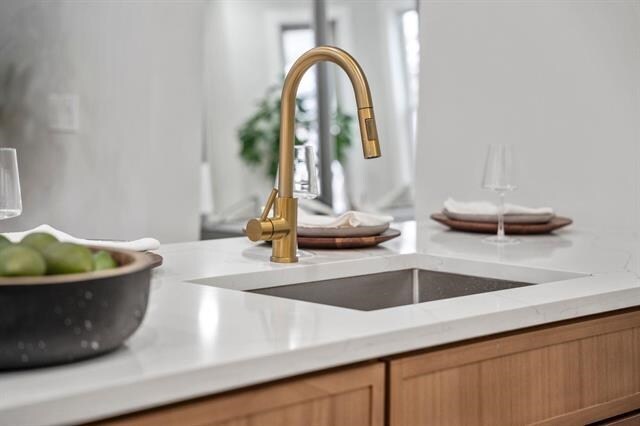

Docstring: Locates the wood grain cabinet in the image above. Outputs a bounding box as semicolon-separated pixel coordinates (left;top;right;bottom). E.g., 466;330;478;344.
96;309;640;426
388;309;640;426
96;362;384;426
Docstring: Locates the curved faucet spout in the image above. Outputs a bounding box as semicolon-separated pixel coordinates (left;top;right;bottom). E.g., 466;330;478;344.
278;45;381;198
246;46;382;263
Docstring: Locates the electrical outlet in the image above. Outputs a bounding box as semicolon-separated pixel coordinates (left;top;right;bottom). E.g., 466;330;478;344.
48;93;80;133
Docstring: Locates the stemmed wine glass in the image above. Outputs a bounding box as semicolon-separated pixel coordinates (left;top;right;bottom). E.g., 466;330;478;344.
0;148;22;220
482;144;517;244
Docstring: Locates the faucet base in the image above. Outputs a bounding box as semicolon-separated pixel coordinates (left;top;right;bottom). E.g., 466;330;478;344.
270;255;299;263
270;197;298;263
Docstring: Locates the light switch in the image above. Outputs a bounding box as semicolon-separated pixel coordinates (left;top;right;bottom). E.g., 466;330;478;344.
48;93;80;133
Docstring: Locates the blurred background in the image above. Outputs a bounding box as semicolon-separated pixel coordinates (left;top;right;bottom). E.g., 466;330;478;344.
0;0;637;243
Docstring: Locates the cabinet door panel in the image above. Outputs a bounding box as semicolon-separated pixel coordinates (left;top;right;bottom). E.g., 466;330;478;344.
389;309;640;426
96;362;384;426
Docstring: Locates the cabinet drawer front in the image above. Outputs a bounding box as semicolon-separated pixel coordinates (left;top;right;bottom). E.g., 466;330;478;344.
389;309;640;426
95;362;385;426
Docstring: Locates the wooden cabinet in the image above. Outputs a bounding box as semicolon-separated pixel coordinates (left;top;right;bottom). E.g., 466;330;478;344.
96;308;640;426
95;362;384;426
388;308;640;426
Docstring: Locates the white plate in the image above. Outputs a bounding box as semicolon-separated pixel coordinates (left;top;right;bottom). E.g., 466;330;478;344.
297;223;389;238
443;209;554;224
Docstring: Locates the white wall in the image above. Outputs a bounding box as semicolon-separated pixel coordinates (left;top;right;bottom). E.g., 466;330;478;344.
416;1;640;233
0;1;204;242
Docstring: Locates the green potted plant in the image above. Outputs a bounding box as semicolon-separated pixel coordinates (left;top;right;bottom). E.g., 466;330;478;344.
238;83;353;179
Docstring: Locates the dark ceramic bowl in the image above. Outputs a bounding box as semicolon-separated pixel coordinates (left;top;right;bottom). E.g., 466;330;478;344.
0;248;154;370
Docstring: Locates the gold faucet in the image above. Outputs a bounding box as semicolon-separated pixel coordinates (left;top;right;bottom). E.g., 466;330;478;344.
246;46;381;263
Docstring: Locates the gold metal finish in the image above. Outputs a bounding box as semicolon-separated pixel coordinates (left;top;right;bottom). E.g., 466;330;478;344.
270;197;298;263
260;188;278;221
245;45;382;263
357;107;381;158
246;218;273;242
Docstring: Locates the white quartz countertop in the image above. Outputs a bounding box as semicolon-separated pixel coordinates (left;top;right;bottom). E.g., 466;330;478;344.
2;222;639;425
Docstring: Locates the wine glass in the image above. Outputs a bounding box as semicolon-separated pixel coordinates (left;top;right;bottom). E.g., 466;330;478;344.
0;148;22;220
482;144;517;244
276;144;320;199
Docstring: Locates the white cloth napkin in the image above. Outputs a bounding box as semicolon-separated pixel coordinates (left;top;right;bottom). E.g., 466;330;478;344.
3;224;160;251
443;198;554;216
443;198;554;224
298;210;393;228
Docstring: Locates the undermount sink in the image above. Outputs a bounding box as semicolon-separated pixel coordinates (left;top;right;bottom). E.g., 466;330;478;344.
248;269;536;311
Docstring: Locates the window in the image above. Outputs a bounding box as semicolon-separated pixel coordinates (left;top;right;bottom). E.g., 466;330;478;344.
281;25;317;100
280;25;318;149
400;9;420;146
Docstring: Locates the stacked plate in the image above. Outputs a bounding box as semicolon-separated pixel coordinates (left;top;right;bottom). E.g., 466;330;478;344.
297;211;400;249
431;199;572;235
298;223;389;238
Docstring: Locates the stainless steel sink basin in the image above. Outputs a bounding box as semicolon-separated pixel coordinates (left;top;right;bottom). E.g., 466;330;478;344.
248;269;535;311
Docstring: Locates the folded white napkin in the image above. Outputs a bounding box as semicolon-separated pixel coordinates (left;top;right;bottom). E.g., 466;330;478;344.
298;210;393;229
443;198;554;224
3;224;160;252
444;198;553;216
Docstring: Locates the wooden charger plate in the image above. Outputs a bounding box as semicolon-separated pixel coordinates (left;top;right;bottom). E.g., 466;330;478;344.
430;213;572;235
297;228;401;249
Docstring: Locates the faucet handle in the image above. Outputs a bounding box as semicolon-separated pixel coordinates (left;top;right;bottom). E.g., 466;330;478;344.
260;187;278;221
246;188;289;242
